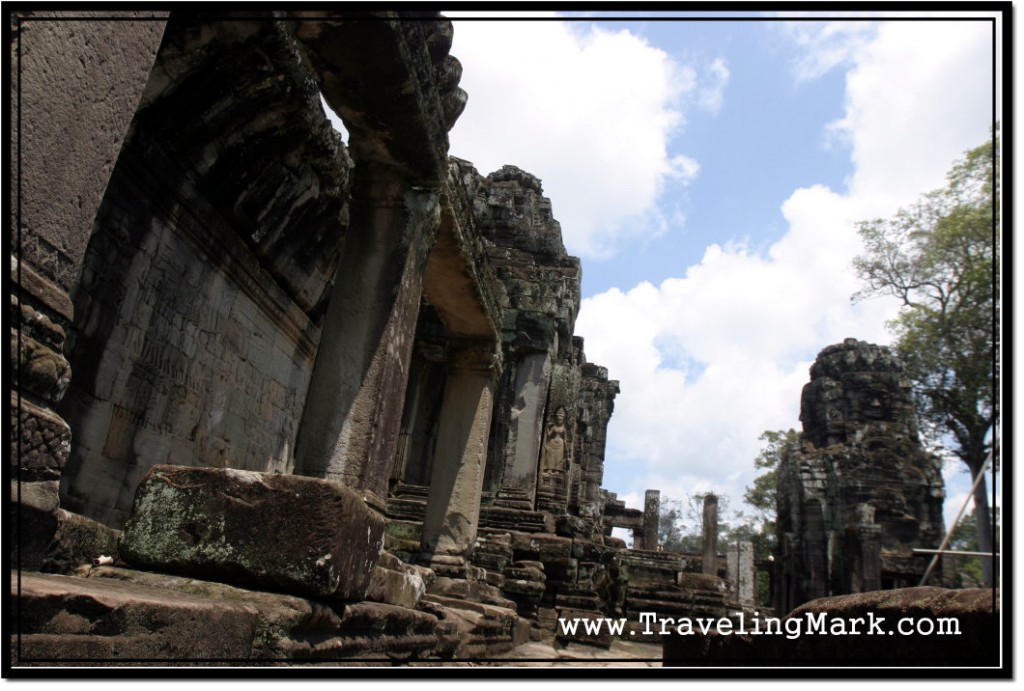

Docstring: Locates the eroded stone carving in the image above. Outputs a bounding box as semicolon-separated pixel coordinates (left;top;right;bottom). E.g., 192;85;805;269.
539;406;568;473
776;339;945;614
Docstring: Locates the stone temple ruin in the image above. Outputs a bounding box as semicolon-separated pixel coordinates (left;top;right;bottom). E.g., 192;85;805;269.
774;339;947;614
11;11;742;664
663;342;997;669
12;11;996;670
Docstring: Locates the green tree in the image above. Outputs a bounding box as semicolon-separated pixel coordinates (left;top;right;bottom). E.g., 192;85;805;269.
744;429;801;536
657;492;733;554
949;506;1000;586
853;134;999;584
657;496;693;552
947;513;984;588
741;430;800;607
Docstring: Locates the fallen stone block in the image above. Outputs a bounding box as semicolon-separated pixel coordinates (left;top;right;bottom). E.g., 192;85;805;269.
365;562;427;609
420;593;523;659
42;509;121;575
11;567;464;665
12;570;261;663
118;465;385;601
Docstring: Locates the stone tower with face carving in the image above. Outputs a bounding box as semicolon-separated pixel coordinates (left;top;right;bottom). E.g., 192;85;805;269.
775;338;945;614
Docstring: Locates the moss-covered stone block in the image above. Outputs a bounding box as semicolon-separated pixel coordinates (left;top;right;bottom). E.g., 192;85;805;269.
119;465;385;601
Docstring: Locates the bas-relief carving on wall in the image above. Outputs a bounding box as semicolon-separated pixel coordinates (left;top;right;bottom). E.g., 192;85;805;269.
539;406;568;473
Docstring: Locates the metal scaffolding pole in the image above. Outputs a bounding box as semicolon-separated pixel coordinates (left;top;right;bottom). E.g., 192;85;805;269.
918;449;993;586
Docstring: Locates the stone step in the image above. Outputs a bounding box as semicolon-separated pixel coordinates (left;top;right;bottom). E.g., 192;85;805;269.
624;597;727;619
555;592;603;611
385;497;428;522
626;582;723;602
553;608;613;649
478;506;553;533
391;482;431;499
12;568;461;664
470;551;510;573
419;593;527;658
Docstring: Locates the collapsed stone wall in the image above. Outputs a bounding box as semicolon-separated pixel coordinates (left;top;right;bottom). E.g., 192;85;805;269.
775;339;946;614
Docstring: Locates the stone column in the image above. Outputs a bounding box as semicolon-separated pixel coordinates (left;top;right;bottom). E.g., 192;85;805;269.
494;351;551;509
420;339;498;574
701;494;719;576
642;489;661;551
727;541;756;607
292;176;440;508
291;14;465;508
11;13;167;566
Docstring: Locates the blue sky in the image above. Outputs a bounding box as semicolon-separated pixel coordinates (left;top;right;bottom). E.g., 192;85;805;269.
439;11;1001;537
578;20;854;296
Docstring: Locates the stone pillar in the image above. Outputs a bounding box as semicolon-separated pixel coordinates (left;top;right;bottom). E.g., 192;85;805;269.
291;14;465;508
574;363;618;524
727;541;756;607
11;12;167;565
701;494;719;576
292;178;440;507
495;351;552;509
642;489;661;551
420;339;498;573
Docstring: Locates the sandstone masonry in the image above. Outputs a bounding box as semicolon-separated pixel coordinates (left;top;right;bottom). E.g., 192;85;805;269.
775;339;946;614
10;11;729;665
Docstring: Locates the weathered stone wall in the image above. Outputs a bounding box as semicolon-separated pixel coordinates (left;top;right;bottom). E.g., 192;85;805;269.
56;17;350;527
12;11;720;663
776;339;945;614
574;363;620;533
12;11;169;291
11;9;170;568
472;165;584;511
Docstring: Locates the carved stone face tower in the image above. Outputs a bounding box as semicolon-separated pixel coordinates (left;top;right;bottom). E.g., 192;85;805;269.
799;338;921;449
776;339;945;614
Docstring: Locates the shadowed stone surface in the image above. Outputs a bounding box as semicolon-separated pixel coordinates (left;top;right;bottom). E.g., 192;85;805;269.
13;570;262;663
118;466;385;601
11;567;471;664
664;587;999;667
41;509;121;575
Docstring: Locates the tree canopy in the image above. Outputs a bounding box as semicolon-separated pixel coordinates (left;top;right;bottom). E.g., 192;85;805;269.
853;133;999;584
744;428;800;532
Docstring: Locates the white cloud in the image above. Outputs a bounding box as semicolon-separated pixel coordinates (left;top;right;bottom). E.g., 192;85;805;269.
449;19;709;258
697;57;731;113
779;19;881;82
835;21;995;206
576;19;994;513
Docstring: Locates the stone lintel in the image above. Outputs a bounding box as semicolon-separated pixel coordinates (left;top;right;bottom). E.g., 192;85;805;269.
291;14;463;187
